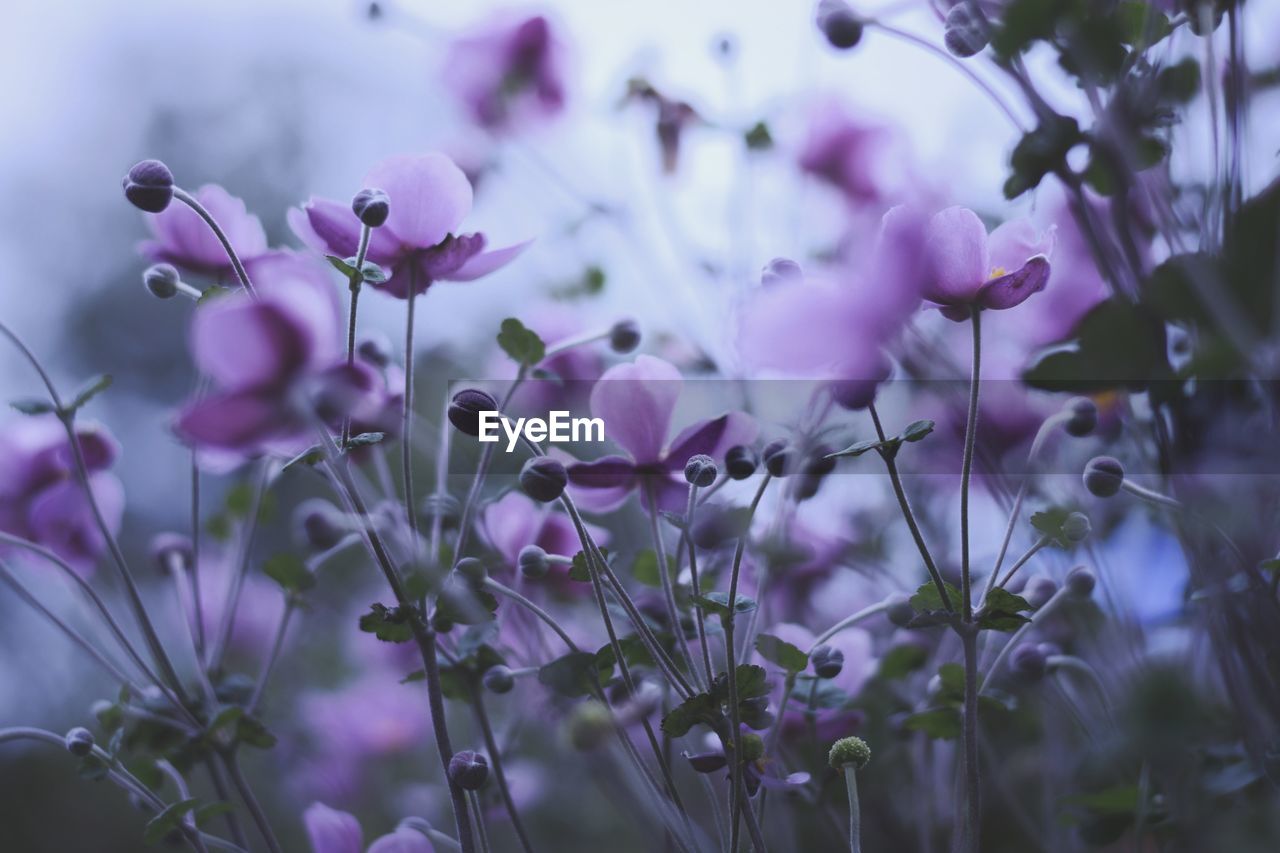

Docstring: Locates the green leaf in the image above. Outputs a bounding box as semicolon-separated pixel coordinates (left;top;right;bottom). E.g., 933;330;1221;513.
909;580;961;615
744;120;773;151
899;419;935;443
326;255;358;277
262;553;315;594
755;634;809;674
937;662;966;702
828;436;894;460
722;664;770;700
234;714;277;749
403;569;432;601
497;318;546;366
1115;2;1171;45
283;445;324;470
359;603;417;643
977;587;1034;632
903;706;962;740
631;550;663;588
878;643;929;679
196;285;232;305
1030;507;1075;548
400;670;426;684
10;398;56;415
661;691;720;737
67;374;113;411
538;651;611;697
1022;299;1169;392
595;636;655;671
346;431;386;449
568;548;610;582
1062;785;1141;815
693;592;757;618
143;798;201;844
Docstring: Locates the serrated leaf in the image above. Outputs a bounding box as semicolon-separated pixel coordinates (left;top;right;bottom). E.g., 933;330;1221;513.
262;553;315;594
693;592;757;618
909;580;960;614
497;317;546;366
661;691;719;737
143;798;201;844
359;603;417;643
755;634;809;674
595;636;655;671
977;587;1034;632
718;663;770;701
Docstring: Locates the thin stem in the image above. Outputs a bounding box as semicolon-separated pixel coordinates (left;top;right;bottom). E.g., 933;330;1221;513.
843;766;862;853
993;535;1050;592
221;752;283;853
810;601;890;651
868;403;954;611
986;413;1067;596
402;274;420;545
341;224;371;447
684;484;715;689
485;579;579;652
452;370;528;562
960;309;982;618
209;462;270;671
190;452;207;657
166;555;218;706
171;187;257;297
960;631;981;853
248;599;295;713
979;588;1068;692
204;758;250;850
469;683;537;853
646;480;701;689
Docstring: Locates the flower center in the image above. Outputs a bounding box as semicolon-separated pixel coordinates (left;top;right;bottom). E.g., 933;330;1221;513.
987;266;1008;280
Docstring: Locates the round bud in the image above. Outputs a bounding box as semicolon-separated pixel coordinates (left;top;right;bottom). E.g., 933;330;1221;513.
943;2;990;59
811;644;845;679
609;319;641;353
1083;456;1125;498
455;557;487;587
567;701;613;751
740;733;765;763
724;445;758;480
684;454;718;488
828;735;871;770
356;333;393;368
762;439;795;477
518;544;552;580
1066;566;1097;597
448;389;498;437
65;727;95;758
1010;643;1047;682
884;592;915;628
143;264;181;299
448;750;489;790
521;457;569;503
760;257;802;287
684;751;728;774
1062;512;1091;543
294;499;346;551
482;665;515;694
351;187;390;228
1063;396;1098;437
122;159;174;213
817;1;864;50
149;532;194;574
1021;574;1058;610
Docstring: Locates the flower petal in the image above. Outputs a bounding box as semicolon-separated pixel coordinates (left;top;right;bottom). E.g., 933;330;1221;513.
174;389;297;453
589;355;682;463
295;198;402;265
566;455;637;490
664;412;757;470
442;239;532;282
367;828;434;853
303;802;363;853
364;153;473;249
975;255;1051;311
924;206;989;305
987;219;1055;275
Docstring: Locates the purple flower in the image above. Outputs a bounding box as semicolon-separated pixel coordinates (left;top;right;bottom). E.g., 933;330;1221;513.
0;416;123;576
290;153;528;300
923;206;1055;319
798;100;894;208
304;803;435;853
443;14;567;133
481;491;609;590
139;184;276;279
566;356;756;512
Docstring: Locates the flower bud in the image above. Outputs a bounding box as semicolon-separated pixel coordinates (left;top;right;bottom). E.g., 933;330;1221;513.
1063;396;1098;437
683;750;727;773
143;264;182;299
724;445;758;480
684;454;718;487
455;557;487;587
1083;456;1125;498
150;533;194;574
811;644;845;679
943;2;989;59
1021;574;1058;609
294;499;346;551
520;457;568;503
448;389;498;437
760;257;802;287
351;187;390;228
122;159;174;213
740;733;765;763
1010;643;1047;682
1062;512;1091;543
518;544;552;580
448;750;489;790
483;665;515;694
64;727;95;758
609;318;641;353
1066;565;1096;597
828;735;871;770
567;701;613;751
357;333;393;368
762;439;796;477
817;0;864;50
884;592;915;628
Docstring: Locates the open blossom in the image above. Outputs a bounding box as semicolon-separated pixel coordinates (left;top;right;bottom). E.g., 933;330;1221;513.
139;184;277;279
0;417;123;576
174;256;377;464
567;355;756;512
442;14;566;133
923;206;1055;320
303;802;434;853
290;153;528;300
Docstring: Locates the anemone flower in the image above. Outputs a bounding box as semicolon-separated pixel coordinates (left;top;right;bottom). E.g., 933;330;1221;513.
303;802;434;853
289;153;528;300
442;14;567;133
566;355;756;512
139;184;278;280
923;206;1055;320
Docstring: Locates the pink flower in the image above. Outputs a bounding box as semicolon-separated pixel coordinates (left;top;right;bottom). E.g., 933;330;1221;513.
139;184;277;279
923;207;1055;319
443;14;567;133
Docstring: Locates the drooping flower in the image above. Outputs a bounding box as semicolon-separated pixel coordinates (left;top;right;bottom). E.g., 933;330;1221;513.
566;356;756;512
0;416;124;576
303;803;434;853
923;206;1054;320
798;100;896;208
139;184;277;280
290;153;528;300
442;14;567;133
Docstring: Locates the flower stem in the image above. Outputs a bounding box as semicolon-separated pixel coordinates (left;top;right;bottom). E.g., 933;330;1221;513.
960;309;982;618
221;751;282;853
468;683;537;853
402;274;421;545
843;766;862;853
171;187;257;297
248;599;295;714
959;310;983;853
209;461;270;672
645;480;701;688
683;483;715;689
